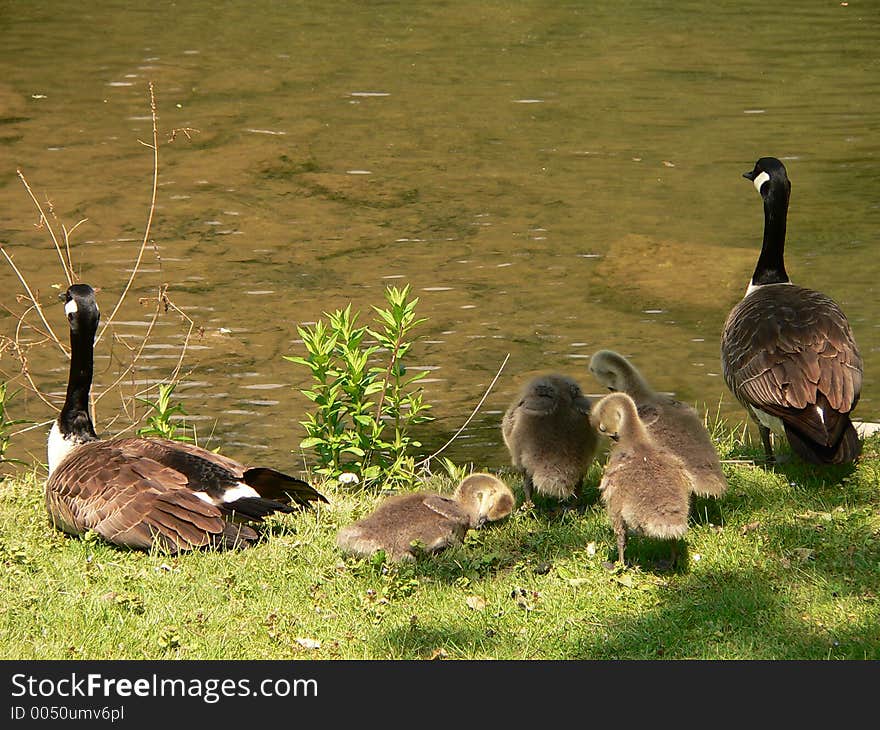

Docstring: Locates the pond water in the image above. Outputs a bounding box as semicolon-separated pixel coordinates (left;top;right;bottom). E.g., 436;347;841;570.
1;1;878;474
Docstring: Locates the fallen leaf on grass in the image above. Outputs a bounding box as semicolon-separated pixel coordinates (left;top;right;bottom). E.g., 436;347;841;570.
793;548;815;563
429;648;448;660
466;595;486;611
741;521;761;535
295;637;321;650
612;573;634;588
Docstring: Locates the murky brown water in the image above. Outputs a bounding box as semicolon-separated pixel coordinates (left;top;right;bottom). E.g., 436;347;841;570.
2;1;878;474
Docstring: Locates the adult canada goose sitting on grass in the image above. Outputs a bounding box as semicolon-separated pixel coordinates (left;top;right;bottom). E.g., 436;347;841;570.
501;373;598;503
721;157;863;465
336;473;515;562
588;349;727;497
45;283;327;552
591;393;691;568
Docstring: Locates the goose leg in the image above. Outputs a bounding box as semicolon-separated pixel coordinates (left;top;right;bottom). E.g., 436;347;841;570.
759;424;775;462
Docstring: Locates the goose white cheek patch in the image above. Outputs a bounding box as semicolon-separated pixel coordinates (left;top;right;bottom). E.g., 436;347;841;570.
64;299;78;316
753;171;770;193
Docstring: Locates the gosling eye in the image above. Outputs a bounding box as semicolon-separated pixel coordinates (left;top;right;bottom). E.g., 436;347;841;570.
598;424;607;433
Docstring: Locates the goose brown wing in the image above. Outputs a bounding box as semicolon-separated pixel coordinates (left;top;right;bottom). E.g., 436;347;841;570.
45;441;233;551
722;284;862;443
111;438;327;506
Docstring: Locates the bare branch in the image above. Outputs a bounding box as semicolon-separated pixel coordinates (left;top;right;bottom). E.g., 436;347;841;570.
416;352;510;470
0;246;67;357
96;81;160;346
16;169;72;285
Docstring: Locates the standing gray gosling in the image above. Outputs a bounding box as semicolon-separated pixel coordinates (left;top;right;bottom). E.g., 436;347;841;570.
589;349;727;498
501;373;598;503
591;393;691;568
336;473;515;562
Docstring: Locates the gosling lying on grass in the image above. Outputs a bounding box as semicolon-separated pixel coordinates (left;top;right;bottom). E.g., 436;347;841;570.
589;349;727;498
336;473;515;562
501;373;598;503
592;392;691;568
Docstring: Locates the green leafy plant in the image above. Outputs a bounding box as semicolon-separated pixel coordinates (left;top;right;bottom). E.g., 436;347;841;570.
136;382;195;443
285;284;434;489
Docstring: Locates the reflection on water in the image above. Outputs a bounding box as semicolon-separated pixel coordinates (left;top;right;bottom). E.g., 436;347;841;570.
1;1;878;473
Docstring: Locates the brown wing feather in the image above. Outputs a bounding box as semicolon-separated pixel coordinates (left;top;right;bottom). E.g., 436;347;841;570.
47;441;230;551
721;284;862;445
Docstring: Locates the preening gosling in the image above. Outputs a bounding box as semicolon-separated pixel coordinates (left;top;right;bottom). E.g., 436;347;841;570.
45;284;328;553
588;349;727;497
592;393;691;568
336;473;515;562
721;156;862;465
501;373;598;502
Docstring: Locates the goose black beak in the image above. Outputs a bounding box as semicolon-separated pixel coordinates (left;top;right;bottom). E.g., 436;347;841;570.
743;170;756;181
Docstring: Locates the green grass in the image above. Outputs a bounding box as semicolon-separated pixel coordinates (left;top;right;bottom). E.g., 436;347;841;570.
1;428;878;660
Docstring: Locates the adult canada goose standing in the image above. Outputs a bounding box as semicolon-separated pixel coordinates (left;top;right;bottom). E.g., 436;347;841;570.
721;157;863;464
336;473;515;562
501;373;598;503
588;349;727;497
45;283;328;552
591;393;691;568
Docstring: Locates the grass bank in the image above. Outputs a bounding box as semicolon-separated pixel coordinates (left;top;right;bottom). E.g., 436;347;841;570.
1;429;878;660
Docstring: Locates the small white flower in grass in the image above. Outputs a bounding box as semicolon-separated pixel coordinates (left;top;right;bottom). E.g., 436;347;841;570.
295;637;321;650
339;472;360;485
692;553;702;562
586;542;597;557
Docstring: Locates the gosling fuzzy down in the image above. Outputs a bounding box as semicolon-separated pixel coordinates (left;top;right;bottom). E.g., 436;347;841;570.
501;373;598;502
592;393;692;567
336;473;515;562
589;349;727;497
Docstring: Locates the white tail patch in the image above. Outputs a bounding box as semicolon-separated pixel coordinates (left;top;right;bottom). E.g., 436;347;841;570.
752;170;770;193
222;483;261;503
816;405;825;425
64;299;78;316
193;483;261;505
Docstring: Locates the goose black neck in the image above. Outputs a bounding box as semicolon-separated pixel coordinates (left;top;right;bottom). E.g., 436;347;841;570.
59;322;98;440
752;184;790;286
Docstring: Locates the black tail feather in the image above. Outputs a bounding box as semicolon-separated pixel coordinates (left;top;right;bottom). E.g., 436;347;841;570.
222;496;296;521
243;467;329;506
784;420;862;465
